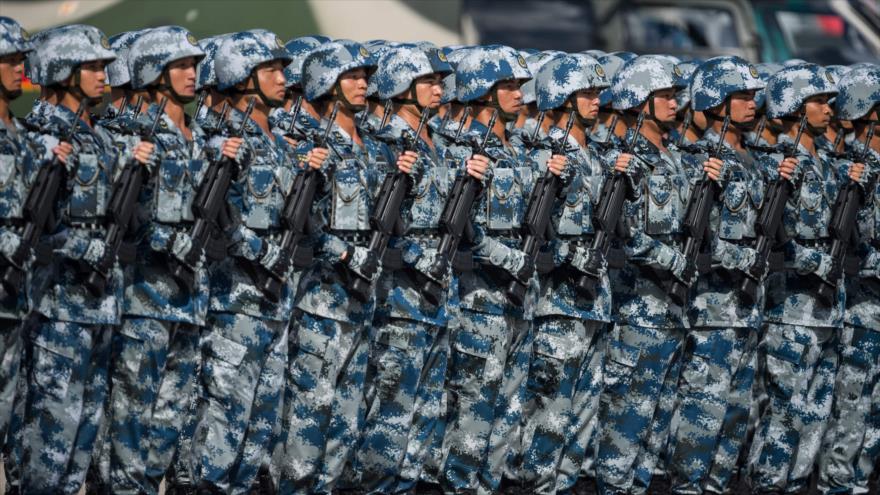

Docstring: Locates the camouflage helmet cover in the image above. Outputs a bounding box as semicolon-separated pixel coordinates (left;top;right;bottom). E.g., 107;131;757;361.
690;56;764;112
765;63;838;119
535;53;609;112
106;29;147;87
283;35;331;88
611;54;685;111
597;51;636;107
301;39;375;101
0;16;35;57
215;29;292;91
374;45;452;100
520;50;564;105
834;66;880;121
128;26;205;89
454;44;532;103
39;24;116;87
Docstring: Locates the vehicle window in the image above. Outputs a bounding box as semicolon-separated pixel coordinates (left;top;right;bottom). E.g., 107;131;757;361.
622;6;739;51
774;10;877;63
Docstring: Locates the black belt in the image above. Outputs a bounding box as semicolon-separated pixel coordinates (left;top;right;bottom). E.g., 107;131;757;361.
798;238;831;248
332;231;370;245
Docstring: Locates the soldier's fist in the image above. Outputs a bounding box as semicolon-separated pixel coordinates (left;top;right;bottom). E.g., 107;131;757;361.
305;147;329;171
466;153;490;180
778;157;798;180
397;150;418;174
547;154;567;176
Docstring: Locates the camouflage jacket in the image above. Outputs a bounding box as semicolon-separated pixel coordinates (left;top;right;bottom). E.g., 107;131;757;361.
206;107;298;321
685;129;767;329
757;134;845;328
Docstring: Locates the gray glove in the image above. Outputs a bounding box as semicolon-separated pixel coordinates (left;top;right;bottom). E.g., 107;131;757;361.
82;239;106;265
569;245;605;276
346;245;379;281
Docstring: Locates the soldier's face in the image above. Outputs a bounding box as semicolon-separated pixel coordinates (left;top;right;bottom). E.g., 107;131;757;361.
728;90;757;124
495;79;523;114
804;94;832;130
338;68;368;107
254;60;287;103
574;88;600;120
0;52;26;94
650;88;677;122
414;73;442;110
167;56;198;99
78;60;107;99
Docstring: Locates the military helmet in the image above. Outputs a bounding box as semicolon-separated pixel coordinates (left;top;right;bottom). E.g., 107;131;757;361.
765;63;838;119
106;29;147;87
690;56;764;112
24;27;60;85
439;46;471;105
454;44;531;103
364;40;402;98
0;17;35;57
754;62;783;110
611;55;684;111
834;66;880;121
215;29;291;91
128;26;205;90
520;50;564;105
536;53;609;112
374;45;452;100
283;35;331;88
597;51;636;107
38;24;116;87
674;60;700;109
301;39;375;101
583;49;606;58
196;33;231;90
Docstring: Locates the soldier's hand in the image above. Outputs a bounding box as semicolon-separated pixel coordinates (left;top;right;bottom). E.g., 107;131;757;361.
221;137;244;160
133;141;156;166
614;153;633;174
53;141;73;164
282;136;298;148
547;154;567;177
849;162;865;183
397;150;418;174
305;147;329;171
778;157;798;180
703;157;724;181
466;154;490;180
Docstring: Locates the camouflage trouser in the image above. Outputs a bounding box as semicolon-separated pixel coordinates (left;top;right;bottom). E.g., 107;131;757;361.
556;325;610;494
191;311;287;494
346;318;437;493
438;309;530;493
856;375;880;493
106;317;177;494
396;324;450;492
517;317;603;495
595;323;685;495
747;323;838;494
818;324;880;494
20;319;112;495
274;311;369;495
0;317;23;440
668;326;757;494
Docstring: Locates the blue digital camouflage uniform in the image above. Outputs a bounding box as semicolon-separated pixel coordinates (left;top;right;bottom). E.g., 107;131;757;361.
0;16;36;445
817;66;880;495
746;63;845;494
667;56;767;495
343;45;456;494
434;45;538;495
189;30;296;494
273;39;385;495
21;25;121;495
96;26;209;495
511;53;613;495
595;55;694;495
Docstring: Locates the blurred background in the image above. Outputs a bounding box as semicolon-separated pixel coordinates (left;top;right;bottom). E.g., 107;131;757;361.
2;0;879;114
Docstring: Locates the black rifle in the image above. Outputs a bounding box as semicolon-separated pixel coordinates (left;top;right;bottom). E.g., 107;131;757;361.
84;98;168;296
172;98;256;288
132;96;145;119
350;108;431;302
507;110;576;305
287;95;303;135
677;109;693;148
254;101;339;302
750;115;767;148
668;115;730;306
817;121;877;301
423;109;497;298
0;103;88;299
193;91;207;121
741;113;809;303
574;111;645;299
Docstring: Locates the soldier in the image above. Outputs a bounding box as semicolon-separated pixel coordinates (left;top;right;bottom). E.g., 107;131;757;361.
193;33;232;134
593;55;701;495
817;65;880;495
344;44;453;494
746;63;845;494
515;52;612;495
97;26;208;495
432;45;535;495
273;40;384;495
20;24;154;494
669;60;702;149
0;15;35;446
667;56;767;494
270;35;331;143
588;51;636;152
190;29;295;493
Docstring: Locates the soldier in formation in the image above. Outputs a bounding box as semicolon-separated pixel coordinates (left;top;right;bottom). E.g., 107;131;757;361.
0;15;878;495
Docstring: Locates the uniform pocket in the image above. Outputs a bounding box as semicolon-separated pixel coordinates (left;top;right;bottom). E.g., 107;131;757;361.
31;339;75;402
645;174;684;235
603;339;640;397
69;154;106;217
290;326;330;391
763;331;806;401
557;175;586;236
203;332;248;400
448;330;497;403
488;168;516;230
331;165;368;230
373;329;412;403
244;165;278;229
527;332;569;400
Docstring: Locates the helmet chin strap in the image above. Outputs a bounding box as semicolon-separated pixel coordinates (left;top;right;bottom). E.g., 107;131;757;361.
476;85;517;122
0;76;22;100
332;79;365;113
61;68;99;107
240;71;284;108
566;95;595;128
153;69;196;105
